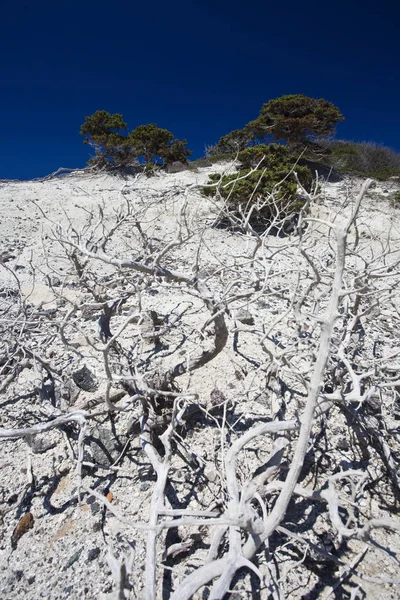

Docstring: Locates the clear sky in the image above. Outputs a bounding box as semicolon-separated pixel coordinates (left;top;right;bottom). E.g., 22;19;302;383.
1;0;399;180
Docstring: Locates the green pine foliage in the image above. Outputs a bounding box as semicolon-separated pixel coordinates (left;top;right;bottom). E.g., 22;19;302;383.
80;113;191;168
238;143;295;170
248;94;344;148
162;138;192;164
80;111;127;146
202;144;313;228
80;111;132;167
205;95;344;161
128;124;191;165
207;128;255;156
80;96;399;187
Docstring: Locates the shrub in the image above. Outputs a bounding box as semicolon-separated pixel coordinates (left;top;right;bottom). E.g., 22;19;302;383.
202;144;313;229
248;94;344;149
323;140;400;179
207;128;255;156
161;138;192;165
238;143;295;170
204;95;343;163
127;123;191;165
81;114;191;168
80;110;134;167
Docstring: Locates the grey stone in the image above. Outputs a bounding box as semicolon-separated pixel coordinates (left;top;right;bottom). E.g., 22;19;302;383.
63;547;83;571
81;305;99;321
236;309;254;325
90;502;101;516
72;365;98;392
86;425;128;465
166;161;188;173
25;432;57;454
87;548;100;562
60;379;81;407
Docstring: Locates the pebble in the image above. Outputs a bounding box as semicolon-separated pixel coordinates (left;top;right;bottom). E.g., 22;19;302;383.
63;547;83;571
236;309;254;325
90;502;101;516
87;547;100;562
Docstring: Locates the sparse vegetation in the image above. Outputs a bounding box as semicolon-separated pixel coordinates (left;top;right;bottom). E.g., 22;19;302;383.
321;139;400;179
2;170;400;598
80;98;400;186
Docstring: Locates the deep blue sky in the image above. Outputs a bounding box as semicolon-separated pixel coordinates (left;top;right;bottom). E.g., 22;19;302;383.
1;0;399;179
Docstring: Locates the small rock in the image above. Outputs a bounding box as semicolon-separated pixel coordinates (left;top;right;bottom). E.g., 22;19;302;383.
0;252;15;262
210;388;227;407
81;306;98;321
166;161;188;173
60;379;81;409
205;468;218;482
90;502;101;516
63;547;83;570
87;547;101;562
72;365;98;392
86;425;128;465
25;432;57;454
236;309;254;325
11;512;34;548
336;437;349;451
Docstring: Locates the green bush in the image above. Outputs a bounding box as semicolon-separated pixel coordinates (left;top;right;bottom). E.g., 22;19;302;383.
248;94;344;149
207;128;255;156
204;95;344;163
238;143;295;170
161;138;192;165
127;123;191;165
80;113;191;168
80;110;134;167
202;144;313;229
322;140;400;179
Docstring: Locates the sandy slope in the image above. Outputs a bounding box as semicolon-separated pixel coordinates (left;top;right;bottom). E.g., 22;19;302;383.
1;164;400;599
